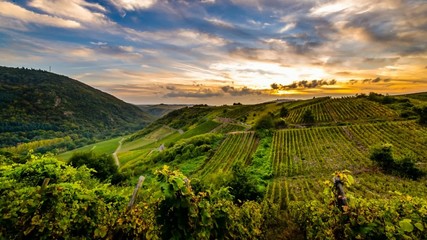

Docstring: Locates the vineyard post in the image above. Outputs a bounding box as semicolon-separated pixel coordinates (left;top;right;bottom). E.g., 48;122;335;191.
333;176;348;211
40;178;50;193
128;176;145;209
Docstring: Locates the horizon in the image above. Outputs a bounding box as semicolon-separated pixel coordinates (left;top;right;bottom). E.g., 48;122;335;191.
1;0;427;104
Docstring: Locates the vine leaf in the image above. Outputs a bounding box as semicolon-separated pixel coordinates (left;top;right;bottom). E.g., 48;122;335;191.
414;222;424;231
399;219;414;232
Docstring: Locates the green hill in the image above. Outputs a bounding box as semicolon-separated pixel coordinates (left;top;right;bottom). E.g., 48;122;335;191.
138;104;189;118
0;66;153;149
77;93;417;180
8;91;427;239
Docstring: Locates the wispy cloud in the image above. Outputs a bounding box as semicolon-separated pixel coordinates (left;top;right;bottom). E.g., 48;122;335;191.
110;0;157;11
28;0;109;26
0;0;426;104
163;88;223;99
0;2;81;29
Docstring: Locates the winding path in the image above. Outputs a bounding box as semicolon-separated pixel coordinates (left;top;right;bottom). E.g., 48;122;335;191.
113;138;124;168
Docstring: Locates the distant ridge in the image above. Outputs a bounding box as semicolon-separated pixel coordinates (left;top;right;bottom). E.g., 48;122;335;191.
138;104;190;118
0;66;152;148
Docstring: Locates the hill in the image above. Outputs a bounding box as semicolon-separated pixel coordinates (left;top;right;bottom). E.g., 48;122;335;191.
138;104;189;118
6;91;427;239
0;66;153;149
70;92;422;179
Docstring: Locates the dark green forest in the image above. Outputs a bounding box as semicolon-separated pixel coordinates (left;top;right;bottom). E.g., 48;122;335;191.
0;67;152;148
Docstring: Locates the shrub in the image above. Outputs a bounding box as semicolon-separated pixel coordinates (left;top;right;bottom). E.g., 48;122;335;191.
302;109;315;124
369;143;394;171
279;106;289;118
254;114;274;130
69;151;118;182
370;144;424;179
228;163;264;203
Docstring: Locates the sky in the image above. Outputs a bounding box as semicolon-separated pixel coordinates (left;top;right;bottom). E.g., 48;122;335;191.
0;0;426;105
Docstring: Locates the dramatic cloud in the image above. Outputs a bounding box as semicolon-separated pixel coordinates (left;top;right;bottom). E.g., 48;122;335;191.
28;0;109;26
0;0;426;104
0;2;81;29
362;77;391;84
221;86;263;96
271;80;337;90
109;0;157;17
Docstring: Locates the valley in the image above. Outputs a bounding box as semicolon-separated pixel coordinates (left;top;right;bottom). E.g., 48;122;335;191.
1;68;427;239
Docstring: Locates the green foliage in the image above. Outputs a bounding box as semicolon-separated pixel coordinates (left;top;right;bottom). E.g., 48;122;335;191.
302;109;315;124
291;195;427;240
2;137;73;155
112;202;158;239
228;163;265;203
0;154;128;239
255;114;274;130
370;143;394;170
292;190;427;240
414;106;427;124
274;119;287;129
151;133;223;164
0;66;151;148
395;154;424;180
279;106;289;118
69;151;119;182
155;165;267;239
370;144;424;179
290;173;427;240
249;136;273;180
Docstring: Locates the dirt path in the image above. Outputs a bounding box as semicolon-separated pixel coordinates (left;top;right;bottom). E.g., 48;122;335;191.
113;138;124;168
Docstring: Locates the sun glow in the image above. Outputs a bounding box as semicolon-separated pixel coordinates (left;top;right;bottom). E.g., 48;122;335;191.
210;60;330;89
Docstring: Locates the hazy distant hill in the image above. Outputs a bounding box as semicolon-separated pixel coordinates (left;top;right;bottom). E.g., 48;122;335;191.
0;66;153;148
138;104;189;118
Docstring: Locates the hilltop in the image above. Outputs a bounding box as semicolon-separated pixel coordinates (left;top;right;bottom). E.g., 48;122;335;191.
138;104;189;118
0;66;153;149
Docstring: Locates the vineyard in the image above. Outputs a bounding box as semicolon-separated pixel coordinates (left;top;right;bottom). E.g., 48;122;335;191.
267;121;427;209
4;92;427;239
197;131;259;177
285;97;399;123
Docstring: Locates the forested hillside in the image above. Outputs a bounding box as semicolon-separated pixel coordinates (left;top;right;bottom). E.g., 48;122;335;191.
0;66;153;149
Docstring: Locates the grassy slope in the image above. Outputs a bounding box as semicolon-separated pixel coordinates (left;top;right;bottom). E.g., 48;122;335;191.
57;136;123;161
57;93;427;206
138;104;189;118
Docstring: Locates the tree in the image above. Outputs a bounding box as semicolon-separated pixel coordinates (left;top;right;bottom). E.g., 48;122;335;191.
370;144;424;179
302;109;315;124
279;106;289;118
414;106;427;125
69;151;118;182
228;163;264;203
370;143;394;171
274;119;287;129
255;114;274;130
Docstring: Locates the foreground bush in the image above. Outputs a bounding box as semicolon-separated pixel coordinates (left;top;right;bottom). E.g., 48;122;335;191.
290;172;427;239
1;155;278;239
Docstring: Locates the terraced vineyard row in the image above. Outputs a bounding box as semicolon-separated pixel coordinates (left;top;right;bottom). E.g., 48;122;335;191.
197;131;259;177
286;98;398;123
270;127;370;177
267;121;427;209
